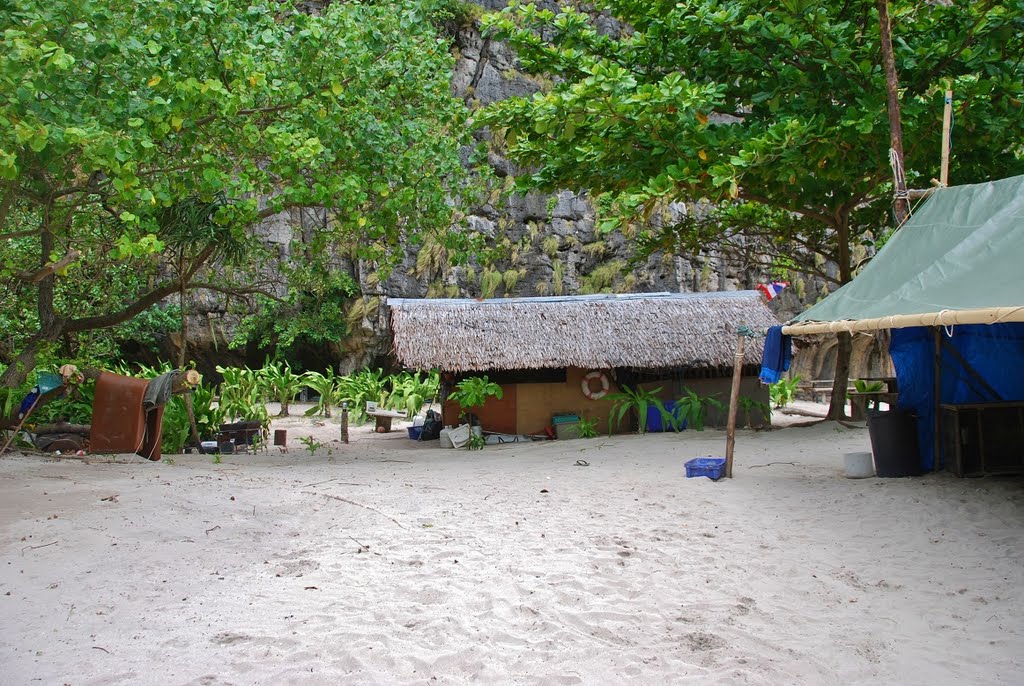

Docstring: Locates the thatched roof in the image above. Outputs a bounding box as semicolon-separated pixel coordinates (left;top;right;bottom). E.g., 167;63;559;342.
388;292;778;373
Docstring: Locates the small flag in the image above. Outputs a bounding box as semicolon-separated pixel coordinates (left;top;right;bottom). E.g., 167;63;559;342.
757;281;788;301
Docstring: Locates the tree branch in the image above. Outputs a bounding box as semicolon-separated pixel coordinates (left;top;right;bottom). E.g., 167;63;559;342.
186;282;285;302
16;250;81;283
64;245;216;333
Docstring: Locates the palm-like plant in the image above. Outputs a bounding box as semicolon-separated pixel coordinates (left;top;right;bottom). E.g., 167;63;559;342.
258;358;305;417
673;388;725;431
606;385;670;434
304;368;340;418
216;365;268;424
386;370;440;416
336;368;388;424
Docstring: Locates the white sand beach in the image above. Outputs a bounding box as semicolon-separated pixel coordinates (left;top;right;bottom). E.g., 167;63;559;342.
1;412;1022;685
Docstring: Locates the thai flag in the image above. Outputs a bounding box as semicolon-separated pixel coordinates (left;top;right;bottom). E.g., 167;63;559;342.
757;281;788;301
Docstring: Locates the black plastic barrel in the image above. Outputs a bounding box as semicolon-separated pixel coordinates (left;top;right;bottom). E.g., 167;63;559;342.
867;410;922;477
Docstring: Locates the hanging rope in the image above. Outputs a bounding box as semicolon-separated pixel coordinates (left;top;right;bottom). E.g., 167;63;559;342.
889;148;912;222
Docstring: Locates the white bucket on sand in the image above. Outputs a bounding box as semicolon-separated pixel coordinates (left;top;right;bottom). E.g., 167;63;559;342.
844;451;875;479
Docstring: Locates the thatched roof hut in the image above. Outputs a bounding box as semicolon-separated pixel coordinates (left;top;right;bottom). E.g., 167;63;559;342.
388;292;777;374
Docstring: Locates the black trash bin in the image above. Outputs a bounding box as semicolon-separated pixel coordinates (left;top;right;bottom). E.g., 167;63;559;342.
867;409;922;477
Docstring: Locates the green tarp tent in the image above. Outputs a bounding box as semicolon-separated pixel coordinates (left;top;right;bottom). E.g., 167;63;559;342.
780;174;1024;475
783;174;1024;335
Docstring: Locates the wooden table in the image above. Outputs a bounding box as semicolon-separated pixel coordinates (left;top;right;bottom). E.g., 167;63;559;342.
366;409;406;432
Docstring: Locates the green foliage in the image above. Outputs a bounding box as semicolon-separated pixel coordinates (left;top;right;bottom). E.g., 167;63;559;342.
770;376;802;409
432;0;484;29
0;0;474;389
216;365;269;425
466;431;486;451
385;370;440;417
738;396;772;428
551;259;565;295
542;235;560;258
336;368;388;424
479;267;503;299
159;399;193;455
449;375;503;410
257;359;305;417
854;379;886;393
298;435;323;455
606;385;668;434
111;304;182;352
577;416;600;439
479;0;1024;293
581;259;626;294
673;388;724;431
303;368;340;418
231;271;358;356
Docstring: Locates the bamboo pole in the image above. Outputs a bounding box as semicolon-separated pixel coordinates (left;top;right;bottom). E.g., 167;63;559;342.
0;393;42;455
940;90;953;186
724;335;745;479
933;328;942;472
782;306;1024;336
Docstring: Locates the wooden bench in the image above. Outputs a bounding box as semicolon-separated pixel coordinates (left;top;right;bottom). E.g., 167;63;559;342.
800;380;854;404
365;402;406;432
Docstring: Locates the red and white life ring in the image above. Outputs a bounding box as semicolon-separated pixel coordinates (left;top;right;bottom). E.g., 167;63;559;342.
581;370;611;400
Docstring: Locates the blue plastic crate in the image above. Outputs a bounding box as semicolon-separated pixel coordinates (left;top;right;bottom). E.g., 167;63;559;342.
685;457;726;480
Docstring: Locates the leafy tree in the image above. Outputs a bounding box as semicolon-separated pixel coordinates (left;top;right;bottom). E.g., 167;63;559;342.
0;0;472;389
478;0;1024;418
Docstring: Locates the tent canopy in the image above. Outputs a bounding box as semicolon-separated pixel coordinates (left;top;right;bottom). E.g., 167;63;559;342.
784;174;1024;335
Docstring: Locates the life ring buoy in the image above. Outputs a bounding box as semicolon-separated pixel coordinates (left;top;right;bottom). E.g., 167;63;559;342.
581;370;610;400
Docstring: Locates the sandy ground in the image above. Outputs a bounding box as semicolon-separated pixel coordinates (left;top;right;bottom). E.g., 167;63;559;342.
1;404;1022;685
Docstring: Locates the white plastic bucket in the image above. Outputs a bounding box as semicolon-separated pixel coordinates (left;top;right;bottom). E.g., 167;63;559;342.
844;451;875;479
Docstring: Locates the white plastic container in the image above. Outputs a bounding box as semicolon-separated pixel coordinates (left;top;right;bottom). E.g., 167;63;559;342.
439;428;454;449
448;424;471;448
844;451;875;479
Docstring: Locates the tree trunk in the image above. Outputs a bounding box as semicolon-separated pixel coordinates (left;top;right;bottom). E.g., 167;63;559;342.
827;332;853;420
877;0;910;225
827;210;855;420
179;278;202;446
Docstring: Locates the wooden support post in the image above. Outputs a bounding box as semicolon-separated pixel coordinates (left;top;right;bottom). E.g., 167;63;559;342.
340;402;349;444
724;335;746;479
933;328;942;472
940;90;953;186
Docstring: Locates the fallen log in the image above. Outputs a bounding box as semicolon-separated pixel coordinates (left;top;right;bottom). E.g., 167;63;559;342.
33;422;91;436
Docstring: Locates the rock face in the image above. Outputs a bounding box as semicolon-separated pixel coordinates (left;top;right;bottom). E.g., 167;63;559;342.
162;3;877;384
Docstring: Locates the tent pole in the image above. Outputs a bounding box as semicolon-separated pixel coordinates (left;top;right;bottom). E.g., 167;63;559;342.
724;334;745;478
933;328;942;472
940;90;953;186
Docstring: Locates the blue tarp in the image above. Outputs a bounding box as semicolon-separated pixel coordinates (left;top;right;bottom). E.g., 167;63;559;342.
889;323;1024;470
